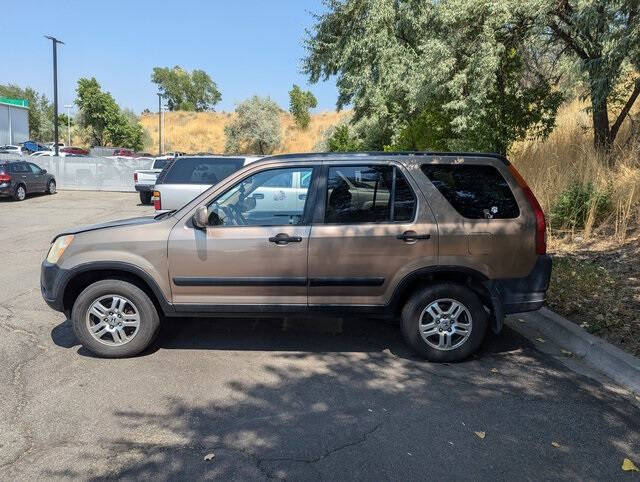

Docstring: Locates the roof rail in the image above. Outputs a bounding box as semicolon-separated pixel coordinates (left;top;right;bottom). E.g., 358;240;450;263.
259;151;509;165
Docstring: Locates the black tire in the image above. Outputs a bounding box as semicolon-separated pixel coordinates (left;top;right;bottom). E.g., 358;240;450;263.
400;283;488;362
47;179;56;194
71;279;161;358
139;191;152;204
13;184;26;201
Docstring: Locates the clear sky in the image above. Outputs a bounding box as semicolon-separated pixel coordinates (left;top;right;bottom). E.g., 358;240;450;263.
1;0;337;114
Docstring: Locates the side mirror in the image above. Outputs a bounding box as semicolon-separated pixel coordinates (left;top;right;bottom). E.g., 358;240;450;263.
193;205;209;229
41;169;47;174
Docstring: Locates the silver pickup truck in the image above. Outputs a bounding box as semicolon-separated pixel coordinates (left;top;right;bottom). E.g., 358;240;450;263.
134;157;173;204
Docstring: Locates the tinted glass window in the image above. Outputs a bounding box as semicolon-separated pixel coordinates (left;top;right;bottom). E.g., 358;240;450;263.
27;163;42;174
10;162;29;173
163;157;245;184
208;167;313;226
325;165;416;224
153;159;170;170
421;164;519;219
393;170;417;222
262;171;293;188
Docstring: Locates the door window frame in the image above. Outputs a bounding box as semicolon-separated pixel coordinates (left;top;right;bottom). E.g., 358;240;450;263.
312;162;419;225
199;165;321;228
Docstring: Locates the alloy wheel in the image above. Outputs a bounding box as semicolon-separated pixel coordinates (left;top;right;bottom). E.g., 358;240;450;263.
85;294;141;346
418;298;473;351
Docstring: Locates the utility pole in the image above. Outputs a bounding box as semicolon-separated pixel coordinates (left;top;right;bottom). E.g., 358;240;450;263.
64;104;72;147
45;36;64;156
157;93;163;155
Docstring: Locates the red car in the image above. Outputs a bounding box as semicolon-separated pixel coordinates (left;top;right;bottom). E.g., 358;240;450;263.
60;146;89;156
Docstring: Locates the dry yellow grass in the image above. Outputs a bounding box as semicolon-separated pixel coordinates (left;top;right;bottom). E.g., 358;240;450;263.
510;100;640;241
139;110;349;154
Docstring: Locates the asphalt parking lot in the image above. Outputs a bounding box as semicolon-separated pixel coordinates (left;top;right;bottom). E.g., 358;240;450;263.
1;190;639;480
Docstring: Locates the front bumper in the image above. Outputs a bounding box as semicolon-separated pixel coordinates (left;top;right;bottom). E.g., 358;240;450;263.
135;184;154;193
40;261;68;313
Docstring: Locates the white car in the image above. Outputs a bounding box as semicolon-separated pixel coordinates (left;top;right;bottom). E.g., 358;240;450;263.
152;156;261;211
0;145;23;155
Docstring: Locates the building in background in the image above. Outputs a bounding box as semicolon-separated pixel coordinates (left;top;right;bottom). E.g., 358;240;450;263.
0;97;29;145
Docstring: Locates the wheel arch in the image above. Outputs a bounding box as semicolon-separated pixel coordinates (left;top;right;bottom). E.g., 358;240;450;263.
61;262;172;318
390;266;503;332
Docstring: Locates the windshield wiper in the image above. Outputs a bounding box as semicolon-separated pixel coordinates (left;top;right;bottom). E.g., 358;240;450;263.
154;209;176;219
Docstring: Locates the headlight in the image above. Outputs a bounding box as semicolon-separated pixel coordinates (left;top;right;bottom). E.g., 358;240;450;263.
46;235;74;264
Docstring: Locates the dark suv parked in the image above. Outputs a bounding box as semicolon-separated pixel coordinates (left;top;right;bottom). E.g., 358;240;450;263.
41;152;551;360
0;160;56;201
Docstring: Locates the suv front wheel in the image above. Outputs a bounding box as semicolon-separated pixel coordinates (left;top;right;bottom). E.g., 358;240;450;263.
401;283;488;362
71;279;161;358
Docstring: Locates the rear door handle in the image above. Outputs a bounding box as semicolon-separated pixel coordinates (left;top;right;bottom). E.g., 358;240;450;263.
397;231;431;241
269;233;303;245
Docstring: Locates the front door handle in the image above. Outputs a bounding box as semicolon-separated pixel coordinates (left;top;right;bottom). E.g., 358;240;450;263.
269;233;303;245
397;231;431;242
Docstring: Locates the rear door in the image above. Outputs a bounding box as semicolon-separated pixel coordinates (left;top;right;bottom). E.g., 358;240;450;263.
307;162;438;307
11;162;31;191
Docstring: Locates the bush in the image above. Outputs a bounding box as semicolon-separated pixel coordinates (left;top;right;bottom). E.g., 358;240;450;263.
550;182;611;230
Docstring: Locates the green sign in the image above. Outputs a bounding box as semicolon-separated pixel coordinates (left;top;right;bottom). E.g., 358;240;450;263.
0;97;29;108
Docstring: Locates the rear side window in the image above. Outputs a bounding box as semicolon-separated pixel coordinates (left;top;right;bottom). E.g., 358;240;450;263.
421;164;519;219
325;165;416;224
162;157;245;185
10;162;29;173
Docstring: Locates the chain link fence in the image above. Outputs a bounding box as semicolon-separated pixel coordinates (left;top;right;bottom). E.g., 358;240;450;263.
0;153;155;192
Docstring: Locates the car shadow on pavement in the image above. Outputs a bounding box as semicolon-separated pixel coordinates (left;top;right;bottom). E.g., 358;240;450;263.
44;316;640;480
50;315;525;361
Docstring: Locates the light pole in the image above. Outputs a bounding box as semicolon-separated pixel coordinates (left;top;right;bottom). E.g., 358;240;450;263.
157;93;163;155
64;104;72;147
45;36;64;156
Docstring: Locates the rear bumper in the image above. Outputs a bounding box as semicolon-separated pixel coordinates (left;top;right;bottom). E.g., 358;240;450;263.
135;184;154;193
493;255;552;314
0;182;13;196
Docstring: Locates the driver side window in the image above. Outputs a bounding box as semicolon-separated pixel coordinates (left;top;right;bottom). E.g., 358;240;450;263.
207;167;314;226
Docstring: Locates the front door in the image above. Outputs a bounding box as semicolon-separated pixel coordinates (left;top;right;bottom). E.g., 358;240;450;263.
168;166;316;308
27;162;47;191
308;163;438;307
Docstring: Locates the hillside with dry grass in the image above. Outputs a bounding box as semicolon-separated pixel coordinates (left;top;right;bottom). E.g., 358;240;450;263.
139;110;350;155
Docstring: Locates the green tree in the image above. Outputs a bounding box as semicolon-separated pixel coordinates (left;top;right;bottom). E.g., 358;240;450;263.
151;66;221;111
75;77;145;150
303;0;564;154
225;96;282;155
545;0;640;150
0;84;54;141
288;84;317;129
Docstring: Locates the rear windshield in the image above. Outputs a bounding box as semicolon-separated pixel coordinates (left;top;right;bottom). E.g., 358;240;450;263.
162;157;245;185
421;164;519;219
153;159;170;170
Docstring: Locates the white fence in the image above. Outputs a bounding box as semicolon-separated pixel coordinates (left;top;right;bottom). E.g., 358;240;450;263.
0;154;154;192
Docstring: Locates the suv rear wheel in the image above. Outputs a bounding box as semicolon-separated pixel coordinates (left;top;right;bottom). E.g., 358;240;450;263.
401;283;487;362
71;279;161;358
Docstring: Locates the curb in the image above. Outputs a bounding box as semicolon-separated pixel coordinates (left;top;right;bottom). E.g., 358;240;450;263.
529;308;640;394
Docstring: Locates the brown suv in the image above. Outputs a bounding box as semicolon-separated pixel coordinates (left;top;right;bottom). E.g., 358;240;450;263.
41;152;551;361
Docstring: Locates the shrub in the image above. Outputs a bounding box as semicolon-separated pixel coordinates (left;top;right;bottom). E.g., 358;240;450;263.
550;182;611;230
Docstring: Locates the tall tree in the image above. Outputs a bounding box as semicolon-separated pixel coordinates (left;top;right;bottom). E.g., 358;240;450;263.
307;1;633;154
151;66;221;111
545;0;640;149
75;77;145;150
289;84;318;129
225;96;282;155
